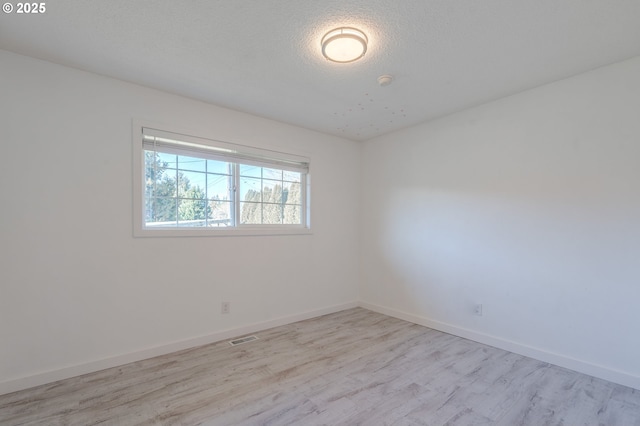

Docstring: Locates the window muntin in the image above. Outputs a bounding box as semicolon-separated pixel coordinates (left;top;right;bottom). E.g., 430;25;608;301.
136;126;310;235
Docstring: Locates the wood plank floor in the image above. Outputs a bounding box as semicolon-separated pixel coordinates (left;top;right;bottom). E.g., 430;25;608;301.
1;308;639;425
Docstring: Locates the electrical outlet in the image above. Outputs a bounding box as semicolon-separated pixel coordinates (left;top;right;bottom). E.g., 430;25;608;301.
221;302;230;314
475;304;483;316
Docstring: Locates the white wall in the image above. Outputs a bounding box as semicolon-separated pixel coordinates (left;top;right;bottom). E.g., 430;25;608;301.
361;56;640;389
0;50;360;393
3;48;639;395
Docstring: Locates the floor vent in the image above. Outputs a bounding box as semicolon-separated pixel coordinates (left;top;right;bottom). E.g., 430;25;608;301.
229;335;259;346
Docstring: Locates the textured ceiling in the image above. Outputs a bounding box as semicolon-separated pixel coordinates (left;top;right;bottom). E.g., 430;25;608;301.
2;0;640;141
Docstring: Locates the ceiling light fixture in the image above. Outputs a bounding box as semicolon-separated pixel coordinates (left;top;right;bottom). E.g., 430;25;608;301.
321;27;368;63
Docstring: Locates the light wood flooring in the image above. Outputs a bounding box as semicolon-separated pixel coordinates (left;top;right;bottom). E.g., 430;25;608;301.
1;308;639;425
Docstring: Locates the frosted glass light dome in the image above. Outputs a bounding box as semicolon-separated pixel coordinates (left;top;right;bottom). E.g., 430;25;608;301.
321;27;368;63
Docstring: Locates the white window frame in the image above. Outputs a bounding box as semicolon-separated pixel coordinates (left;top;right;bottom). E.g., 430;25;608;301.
133;122;311;237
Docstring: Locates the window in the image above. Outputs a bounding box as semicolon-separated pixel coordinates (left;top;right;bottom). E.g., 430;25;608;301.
133;125;310;236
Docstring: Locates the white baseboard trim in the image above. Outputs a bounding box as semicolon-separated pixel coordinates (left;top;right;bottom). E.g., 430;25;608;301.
359;301;640;391
0;301;358;396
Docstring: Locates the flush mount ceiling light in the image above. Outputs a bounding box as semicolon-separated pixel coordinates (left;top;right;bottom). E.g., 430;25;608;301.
321;27;368;63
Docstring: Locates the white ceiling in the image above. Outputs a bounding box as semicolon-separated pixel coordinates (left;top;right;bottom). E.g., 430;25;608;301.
2;0;640;141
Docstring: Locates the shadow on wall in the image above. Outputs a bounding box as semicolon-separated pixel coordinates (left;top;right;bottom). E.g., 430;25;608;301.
372;185;640;368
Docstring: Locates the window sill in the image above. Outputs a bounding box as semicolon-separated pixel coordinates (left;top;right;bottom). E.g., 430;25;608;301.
133;226;312;238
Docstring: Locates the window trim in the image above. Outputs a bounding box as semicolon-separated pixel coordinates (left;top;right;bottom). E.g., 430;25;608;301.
132;121;311;237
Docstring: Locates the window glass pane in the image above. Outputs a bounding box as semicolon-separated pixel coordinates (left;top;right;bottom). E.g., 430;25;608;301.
262;180;283;204
144;152;162;198
177;199;209;226
283;204;301;224
157;152;177;169
207;174;231;201
239;164;261;178
177;155;206;172
262;204;283;224
209;200;232;226
283;182;301;205
240;202;261;224
150;169;177;198
240;177;262;202
263;167;282;180
158;166;177;180
283;170;301;183
146;197;177;226
178;171;207;197
207;159;230;174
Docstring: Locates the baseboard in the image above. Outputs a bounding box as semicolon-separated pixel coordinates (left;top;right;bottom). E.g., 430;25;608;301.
5;300;637;395
0;301;358;396
359;301;640;391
